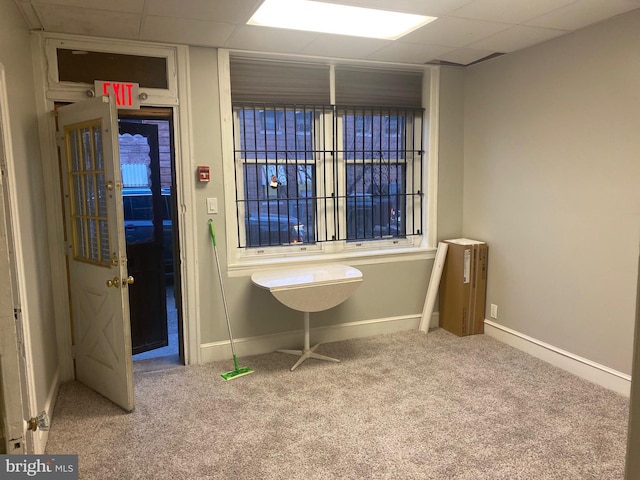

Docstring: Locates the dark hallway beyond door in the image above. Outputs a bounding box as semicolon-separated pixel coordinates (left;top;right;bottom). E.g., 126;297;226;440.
132;283;179;361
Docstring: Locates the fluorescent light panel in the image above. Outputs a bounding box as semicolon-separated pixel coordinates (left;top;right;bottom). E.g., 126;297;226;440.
248;0;437;40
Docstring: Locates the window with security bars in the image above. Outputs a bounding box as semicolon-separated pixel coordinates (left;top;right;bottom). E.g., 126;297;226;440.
234;104;325;247
233;103;423;248
340;107;422;241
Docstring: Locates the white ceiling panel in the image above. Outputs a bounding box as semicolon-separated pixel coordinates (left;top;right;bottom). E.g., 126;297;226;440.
525;0;640;30
448;0;577;24
366;42;454;64
145;0;261;24
469;25;567;53
33;4;141;38
31;0;144;13
314;0;475;16
402;16;511;47
141;16;237;46
301;35;392;60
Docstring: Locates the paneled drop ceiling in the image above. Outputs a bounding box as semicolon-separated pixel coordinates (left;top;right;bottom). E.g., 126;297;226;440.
12;0;640;66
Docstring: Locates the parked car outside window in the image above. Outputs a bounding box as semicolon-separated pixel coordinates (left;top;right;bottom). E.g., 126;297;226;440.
122;188;173;272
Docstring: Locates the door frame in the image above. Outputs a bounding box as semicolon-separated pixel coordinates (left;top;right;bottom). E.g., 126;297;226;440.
31;33;202;382
0;63;35;453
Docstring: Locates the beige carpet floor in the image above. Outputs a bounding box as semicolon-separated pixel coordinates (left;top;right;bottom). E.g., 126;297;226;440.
46;329;629;479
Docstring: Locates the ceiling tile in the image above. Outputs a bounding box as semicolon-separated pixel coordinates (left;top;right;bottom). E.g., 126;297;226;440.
402;16;511;47
435;47;497;65
469;25;567;52
225;26;318;54
32;0;144;14
14;0;640;67
141;16;237;46
366;42;454;64
525;0;640;30
33;4;141;38
144;0;261;24
301;35;392;60
314;0;474;16
448;0;577;24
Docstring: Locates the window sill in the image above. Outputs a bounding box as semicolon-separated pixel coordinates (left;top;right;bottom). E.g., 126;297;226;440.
226;242;436;277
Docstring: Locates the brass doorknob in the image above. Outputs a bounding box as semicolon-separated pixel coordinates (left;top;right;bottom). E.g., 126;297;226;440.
106;277;120;288
123;276;135;286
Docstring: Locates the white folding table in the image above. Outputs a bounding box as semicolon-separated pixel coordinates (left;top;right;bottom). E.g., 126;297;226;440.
251;264;363;371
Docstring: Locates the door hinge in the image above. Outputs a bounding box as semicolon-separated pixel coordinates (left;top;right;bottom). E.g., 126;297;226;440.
55;131;64;147
14;307;26;360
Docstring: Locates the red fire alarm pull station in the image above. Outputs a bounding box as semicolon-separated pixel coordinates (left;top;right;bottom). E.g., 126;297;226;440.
198;166;211;182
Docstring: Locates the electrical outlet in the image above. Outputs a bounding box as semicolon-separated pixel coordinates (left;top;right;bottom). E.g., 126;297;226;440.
490;304;498;319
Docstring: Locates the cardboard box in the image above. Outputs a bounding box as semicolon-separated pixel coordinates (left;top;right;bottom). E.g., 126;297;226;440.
439;239;488;336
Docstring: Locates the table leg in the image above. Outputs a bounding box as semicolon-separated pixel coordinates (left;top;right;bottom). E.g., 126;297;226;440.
277;311;340;371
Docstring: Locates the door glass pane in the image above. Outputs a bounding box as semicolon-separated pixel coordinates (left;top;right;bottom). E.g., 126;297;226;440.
99;220;110;262
66;121;111;266
94;127;104;170
96;173;107;217
82;128;93;171
88;219;99;262
72;175;84;216
85;174;96;216
68;130;81;172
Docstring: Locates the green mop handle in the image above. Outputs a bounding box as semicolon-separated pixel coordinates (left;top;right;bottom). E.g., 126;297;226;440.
209;218;217;246
208;219;238;364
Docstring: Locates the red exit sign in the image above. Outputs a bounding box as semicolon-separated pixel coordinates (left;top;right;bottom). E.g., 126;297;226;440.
95;80;141;109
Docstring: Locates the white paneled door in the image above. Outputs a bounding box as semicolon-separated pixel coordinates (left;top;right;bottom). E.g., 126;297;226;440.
58;96;134;411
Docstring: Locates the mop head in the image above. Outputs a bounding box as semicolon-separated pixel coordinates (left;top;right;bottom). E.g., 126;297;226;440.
221;366;254;381
221;355;254;381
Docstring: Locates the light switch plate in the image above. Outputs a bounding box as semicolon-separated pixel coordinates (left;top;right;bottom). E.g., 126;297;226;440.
206;197;218;214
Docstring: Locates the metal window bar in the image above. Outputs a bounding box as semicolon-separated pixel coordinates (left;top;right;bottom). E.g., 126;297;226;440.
234;103;326;248
232;102;423;248
337;105;423;242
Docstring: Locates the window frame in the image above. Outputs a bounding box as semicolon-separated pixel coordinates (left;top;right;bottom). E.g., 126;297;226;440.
218;50;439;272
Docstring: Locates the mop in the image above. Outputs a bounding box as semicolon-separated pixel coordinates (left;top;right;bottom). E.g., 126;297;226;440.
208;219;254;380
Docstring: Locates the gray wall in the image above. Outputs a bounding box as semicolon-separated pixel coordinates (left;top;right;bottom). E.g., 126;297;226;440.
0;2;58;415
463;10;640;375
437;67;465;241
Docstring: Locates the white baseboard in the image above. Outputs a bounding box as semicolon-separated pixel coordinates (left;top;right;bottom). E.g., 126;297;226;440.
200;313;434;363
484;319;631;397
